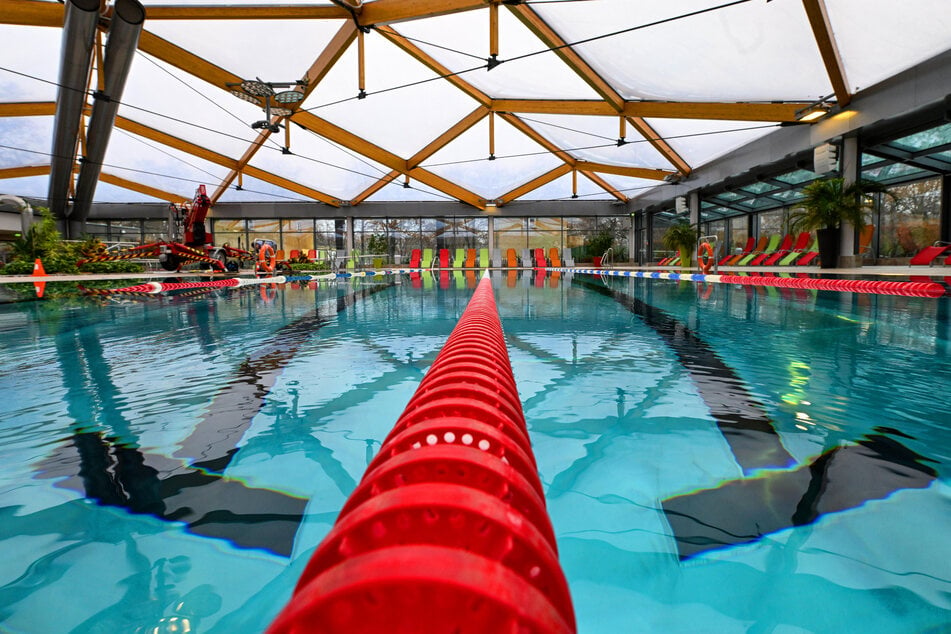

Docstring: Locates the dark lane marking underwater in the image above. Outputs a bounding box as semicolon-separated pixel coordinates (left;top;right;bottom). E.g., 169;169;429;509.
575;278;938;560
36;282;393;556
577;277;795;472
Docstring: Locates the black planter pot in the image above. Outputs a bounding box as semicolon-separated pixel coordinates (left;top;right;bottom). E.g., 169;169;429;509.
816;227;841;269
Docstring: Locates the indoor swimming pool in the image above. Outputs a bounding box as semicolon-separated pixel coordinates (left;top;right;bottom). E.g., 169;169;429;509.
0;272;948;633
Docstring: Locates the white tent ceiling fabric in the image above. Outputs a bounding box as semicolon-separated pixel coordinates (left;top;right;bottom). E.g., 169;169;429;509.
1;0;950;209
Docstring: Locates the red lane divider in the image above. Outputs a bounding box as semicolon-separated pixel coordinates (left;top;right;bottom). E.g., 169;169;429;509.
87;279;243;295
716;274;946;298
269;275;575;634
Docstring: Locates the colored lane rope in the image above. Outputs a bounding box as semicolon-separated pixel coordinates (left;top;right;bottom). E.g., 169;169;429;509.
549;268;948;298
85;269;433;295
268;273;575;634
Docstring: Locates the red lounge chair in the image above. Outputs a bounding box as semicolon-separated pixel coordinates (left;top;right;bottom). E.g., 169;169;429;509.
720;237;755;266
797;238;821;266
753;234;793;266
534;248;547;268
409;248;422;268
910;243;951;266
306;249;317;262
438;249;451;268
767;232;809;266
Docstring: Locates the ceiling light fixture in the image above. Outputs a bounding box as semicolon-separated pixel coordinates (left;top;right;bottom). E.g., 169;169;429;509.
796;96;835;123
227;77;309;133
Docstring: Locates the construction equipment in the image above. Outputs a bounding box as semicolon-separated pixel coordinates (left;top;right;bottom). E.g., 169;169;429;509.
78;185;255;272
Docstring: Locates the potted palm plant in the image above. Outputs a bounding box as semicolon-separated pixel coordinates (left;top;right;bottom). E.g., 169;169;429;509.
789;177;891;268
661;221;699;270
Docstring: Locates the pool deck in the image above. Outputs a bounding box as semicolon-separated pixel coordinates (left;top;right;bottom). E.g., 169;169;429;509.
1;264;948;285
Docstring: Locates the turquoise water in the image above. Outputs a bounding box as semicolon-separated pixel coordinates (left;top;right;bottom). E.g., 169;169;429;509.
0;273;949;633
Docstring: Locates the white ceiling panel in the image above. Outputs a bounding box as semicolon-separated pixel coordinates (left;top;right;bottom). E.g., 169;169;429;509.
535;0;832;102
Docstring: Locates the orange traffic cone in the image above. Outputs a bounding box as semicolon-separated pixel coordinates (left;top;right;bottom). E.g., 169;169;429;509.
32;259;46;297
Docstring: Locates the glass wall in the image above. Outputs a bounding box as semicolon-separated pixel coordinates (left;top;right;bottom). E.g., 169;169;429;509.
756;209;786;237
527;217;563;251
875;177;942;258
651;214;674;262
729;216;749;256
247;219;280;252
281;219;313;255
705;219;727;259
199;214;633;263
494;217;526;254
143;220;168;245
316;219;340;251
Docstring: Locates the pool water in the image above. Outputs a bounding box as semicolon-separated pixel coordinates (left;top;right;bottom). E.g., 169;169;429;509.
0;273;948;633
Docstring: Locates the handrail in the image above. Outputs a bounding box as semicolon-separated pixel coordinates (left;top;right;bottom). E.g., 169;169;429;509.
601;247;613;268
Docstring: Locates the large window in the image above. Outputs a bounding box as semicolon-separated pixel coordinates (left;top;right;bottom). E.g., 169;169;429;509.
281;219;313;254
527;217;563;251
494;217;525;254
875;177;942;258
651;214;674;262
729;216;749;256
756;209;786;237
247;219;280;252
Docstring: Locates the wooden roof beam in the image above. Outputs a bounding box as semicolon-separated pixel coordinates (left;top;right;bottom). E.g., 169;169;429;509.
99;172;186;202
0;164;50;180
292;110;484;208
209;127;275;203
360;0;488;27
507;4;623;111
375;25;492;107
507;4;692;180
498;112;626;203
352;106;489;206
351;170;400;205
137;5;349;20
492;99;805;122
575;161;673;181
408;106;489;168
137;30;243;92
498;164;572;204
802;0;851;107
625;117;692;176
0;0;63;27
115;116;340;206
0;102;57;117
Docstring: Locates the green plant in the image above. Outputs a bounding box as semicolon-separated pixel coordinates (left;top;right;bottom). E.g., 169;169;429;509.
286;261;330;272
661;221;699;267
77;260;145;274
10;207;61;261
789;177;892;232
586;229;614;259
366;233;389;256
